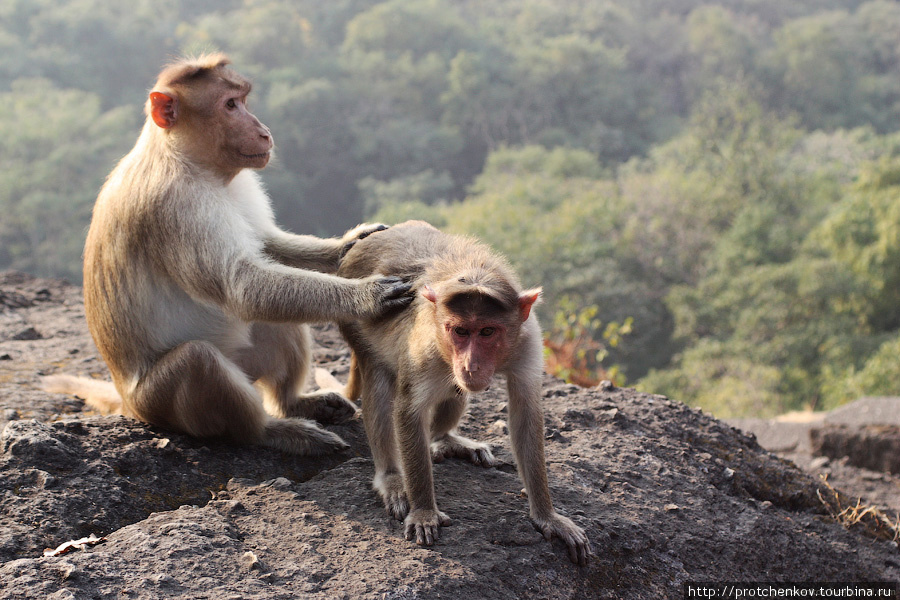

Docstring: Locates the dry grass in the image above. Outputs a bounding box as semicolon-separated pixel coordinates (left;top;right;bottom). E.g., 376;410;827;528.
817;475;900;544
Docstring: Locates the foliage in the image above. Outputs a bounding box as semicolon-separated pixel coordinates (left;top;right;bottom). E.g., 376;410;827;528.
543;297;633;388
0;79;136;280
5;0;900;417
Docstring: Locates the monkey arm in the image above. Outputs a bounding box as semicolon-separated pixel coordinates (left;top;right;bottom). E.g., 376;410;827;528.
264;224;389;274
506;325;593;565
506;354;555;521
263;231;344;273
224;258;411;323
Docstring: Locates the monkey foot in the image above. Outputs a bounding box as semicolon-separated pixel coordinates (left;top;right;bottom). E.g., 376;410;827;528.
261;418;350;456
287;391;358;425
373;472;409;521
430;433;496;467
404;508;451;546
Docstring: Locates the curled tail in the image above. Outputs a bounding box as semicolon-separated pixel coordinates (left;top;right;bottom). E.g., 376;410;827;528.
41;375;123;415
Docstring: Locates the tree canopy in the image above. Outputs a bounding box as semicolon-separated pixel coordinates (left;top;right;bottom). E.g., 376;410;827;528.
4;0;900;416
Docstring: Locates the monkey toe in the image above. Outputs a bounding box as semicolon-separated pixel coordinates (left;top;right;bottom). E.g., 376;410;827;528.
293;391;358;425
261;418;349;456
302;427;351;455
472;448;496;467
431;436;495;467
317;392;359;424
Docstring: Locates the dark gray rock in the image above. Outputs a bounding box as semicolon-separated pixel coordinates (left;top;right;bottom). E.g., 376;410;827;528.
0;272;897;599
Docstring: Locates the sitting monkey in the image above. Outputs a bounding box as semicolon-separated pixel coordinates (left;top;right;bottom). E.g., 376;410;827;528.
44;54;410;455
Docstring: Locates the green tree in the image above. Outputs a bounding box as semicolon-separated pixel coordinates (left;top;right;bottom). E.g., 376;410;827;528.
814;158;900;332
0;79;136;279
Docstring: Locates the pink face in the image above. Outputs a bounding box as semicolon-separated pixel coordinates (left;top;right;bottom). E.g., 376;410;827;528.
444;317;509;392
423;284;540;393
217;91;273;170
149;81;273;173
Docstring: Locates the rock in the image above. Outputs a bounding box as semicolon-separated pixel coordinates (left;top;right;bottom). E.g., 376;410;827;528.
810;425;900;475
10;327;43;341
0;273;897;599
1;420;78;468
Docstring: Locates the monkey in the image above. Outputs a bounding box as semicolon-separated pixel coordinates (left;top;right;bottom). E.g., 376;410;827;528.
335;220;592;565
43;53;412;456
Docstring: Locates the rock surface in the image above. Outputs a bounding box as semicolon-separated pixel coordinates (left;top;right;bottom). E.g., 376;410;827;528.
1;271;898;599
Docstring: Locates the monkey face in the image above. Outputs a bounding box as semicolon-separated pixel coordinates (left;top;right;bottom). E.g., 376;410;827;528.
443;319;509;392
148;60;274;176
217;93;273;170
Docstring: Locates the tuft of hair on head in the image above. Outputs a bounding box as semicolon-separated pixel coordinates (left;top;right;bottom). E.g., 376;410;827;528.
156;52;232;89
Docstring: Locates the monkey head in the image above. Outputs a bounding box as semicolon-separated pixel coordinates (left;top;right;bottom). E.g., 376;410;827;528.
146;53;273;178
423;282;541;393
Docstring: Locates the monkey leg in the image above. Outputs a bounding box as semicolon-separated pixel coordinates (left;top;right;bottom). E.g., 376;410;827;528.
355;356;409;521
238;322;358;425
130;340;348;456
430;394;495;467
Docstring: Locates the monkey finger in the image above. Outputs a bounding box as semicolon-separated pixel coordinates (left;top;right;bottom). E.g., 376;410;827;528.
379;276;413;297
339;239;358;259
422;524;438;546
574;538;593;566
322;393;358;423
387;494;409;521
533;520;554;542
542;525;554;542
383;295;415;311
568;543;579;565
406;523;431;545
340;223;390;258
355;224;388;240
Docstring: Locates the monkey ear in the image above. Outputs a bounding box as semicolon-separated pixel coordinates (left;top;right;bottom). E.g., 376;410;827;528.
518;288;542;322
149;91;178;129
422;284;438;304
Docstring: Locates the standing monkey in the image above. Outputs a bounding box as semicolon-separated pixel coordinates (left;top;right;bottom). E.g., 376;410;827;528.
44;54;411;455
336;220;592;565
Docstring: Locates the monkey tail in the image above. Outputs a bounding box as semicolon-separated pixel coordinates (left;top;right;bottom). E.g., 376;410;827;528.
344;353;363;402
41;374;123;415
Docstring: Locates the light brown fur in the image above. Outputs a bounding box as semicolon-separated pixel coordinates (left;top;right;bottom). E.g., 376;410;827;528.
44;54;410;455
337;220;592;565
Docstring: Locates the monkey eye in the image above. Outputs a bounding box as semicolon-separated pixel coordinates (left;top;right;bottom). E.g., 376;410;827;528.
225;98;238;109
479;327;495;337
453;327;470;337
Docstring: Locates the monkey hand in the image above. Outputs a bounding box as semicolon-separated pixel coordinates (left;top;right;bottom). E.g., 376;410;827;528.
358;275;414;315
374;472;410;521
339;223;389;258
404;508;451;546
532;512;593;566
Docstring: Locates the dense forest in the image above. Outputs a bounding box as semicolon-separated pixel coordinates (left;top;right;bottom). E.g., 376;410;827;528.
3;0;900;417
